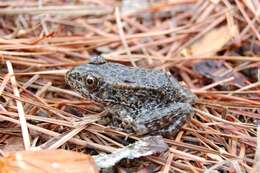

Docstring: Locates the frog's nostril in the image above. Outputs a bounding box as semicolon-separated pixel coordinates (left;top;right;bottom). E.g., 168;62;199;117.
66;70;72;79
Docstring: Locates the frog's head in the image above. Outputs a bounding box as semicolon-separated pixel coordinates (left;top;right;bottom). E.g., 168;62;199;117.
65;56;114;103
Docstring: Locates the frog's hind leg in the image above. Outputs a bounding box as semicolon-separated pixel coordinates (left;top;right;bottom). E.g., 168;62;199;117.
152;113;191;137
134;102;193;136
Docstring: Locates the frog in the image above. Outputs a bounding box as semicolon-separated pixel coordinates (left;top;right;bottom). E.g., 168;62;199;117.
65;56;195;136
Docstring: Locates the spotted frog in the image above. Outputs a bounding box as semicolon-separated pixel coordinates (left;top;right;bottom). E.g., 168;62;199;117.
65;56;195;136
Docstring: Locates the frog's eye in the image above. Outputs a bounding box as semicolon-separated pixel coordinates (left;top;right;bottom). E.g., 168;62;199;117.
84;75;98;89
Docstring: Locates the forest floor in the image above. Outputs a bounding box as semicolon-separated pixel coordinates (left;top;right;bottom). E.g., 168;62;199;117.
0;0;259;172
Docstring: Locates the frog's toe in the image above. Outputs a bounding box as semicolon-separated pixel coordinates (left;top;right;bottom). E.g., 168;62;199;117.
152;112;192;137
133;123;150;136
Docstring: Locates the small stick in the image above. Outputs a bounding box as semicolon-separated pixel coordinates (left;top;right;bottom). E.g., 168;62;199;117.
6;60;31;150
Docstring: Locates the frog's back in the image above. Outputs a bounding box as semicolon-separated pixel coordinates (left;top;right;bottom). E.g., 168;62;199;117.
94;62;194;102
91;62;167;89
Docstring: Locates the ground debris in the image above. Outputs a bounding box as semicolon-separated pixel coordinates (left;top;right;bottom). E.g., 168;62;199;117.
94;135;168;169
0;0;258;172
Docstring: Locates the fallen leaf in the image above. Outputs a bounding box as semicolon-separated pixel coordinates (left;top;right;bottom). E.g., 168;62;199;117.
0;150;99;173
189;25;238;56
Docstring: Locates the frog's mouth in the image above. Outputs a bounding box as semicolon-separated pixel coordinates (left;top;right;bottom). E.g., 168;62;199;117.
65;69;85;93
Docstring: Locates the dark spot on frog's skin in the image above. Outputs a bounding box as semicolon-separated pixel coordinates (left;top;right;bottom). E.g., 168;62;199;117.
123;79;134;83
112;90;117;95
65;56;195;136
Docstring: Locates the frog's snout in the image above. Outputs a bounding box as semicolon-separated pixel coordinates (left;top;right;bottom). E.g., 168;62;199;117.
65;68;79;89
65;69;73;85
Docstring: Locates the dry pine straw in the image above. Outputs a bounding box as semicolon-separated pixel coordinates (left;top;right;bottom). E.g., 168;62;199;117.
0;0;259;172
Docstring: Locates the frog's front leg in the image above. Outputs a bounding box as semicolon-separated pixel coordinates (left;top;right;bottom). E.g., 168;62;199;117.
105;104;137;132
133;102;193;136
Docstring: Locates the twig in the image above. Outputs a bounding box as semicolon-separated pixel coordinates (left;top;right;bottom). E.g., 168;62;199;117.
6;61;31;150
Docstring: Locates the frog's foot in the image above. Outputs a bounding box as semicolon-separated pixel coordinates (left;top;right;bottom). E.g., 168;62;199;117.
104;105;137;132
98;115;134;134
150;112;191;137
133;102;193;136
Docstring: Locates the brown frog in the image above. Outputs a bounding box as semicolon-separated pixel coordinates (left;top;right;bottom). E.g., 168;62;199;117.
65;56;195;136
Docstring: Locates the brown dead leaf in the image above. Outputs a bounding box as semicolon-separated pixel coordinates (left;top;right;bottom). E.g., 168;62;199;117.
189;25;239;56
0;149;99;173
